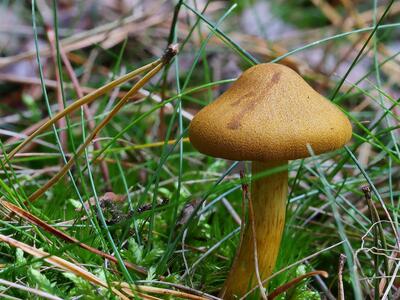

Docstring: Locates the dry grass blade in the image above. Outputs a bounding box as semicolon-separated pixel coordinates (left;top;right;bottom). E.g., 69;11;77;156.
0;233;129;300
116;282;210;300
0;199;148;276
26;60;164;203
338;254;346;300
26;44;178;203
4;119;48;152
0;278;63;300
268;270;329;300
3;59;161;162
57;37;111;190
46;27;68;152
124;292;163;300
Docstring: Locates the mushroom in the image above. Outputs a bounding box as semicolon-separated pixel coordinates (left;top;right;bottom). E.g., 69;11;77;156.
188;63;352;299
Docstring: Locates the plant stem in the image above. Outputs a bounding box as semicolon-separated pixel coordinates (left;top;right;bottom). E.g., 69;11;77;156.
27;62;163;203
220;160;288;299
26;44;178;203
4;59;161;163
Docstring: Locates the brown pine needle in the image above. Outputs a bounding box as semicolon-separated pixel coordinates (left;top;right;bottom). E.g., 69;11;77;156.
0;199;148;276
268;270;329;300
0;233;129;300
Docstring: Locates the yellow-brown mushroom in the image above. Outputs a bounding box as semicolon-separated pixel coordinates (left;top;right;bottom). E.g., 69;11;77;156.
188;63;352;299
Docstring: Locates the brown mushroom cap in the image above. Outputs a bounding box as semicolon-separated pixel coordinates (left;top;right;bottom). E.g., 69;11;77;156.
189;63;352;161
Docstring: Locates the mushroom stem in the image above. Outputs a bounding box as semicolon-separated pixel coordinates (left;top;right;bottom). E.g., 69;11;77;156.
220;160;288;299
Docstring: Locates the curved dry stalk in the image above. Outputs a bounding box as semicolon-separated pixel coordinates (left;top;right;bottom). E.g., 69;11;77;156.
0;233;129;300
25;44;178;203
58;40;111;190
0;278;63;300
3;59;161;163
268;270;328;300
0;199;148;276
116;282;210;300
27;59;166;203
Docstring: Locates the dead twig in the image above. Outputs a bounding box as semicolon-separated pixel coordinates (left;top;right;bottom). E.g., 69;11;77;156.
338;254;346;300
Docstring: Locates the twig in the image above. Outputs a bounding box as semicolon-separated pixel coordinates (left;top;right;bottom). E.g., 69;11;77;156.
338;254;346;300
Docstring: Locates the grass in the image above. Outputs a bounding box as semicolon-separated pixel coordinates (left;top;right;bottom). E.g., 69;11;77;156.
0;0;400;299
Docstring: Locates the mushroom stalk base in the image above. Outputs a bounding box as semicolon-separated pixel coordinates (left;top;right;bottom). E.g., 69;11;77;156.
220;160;288;299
